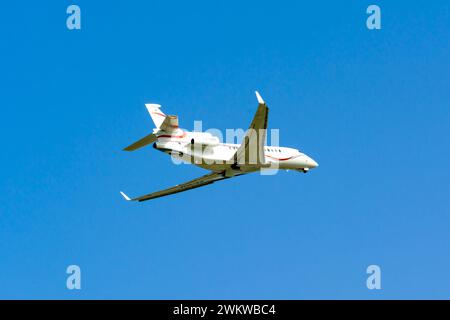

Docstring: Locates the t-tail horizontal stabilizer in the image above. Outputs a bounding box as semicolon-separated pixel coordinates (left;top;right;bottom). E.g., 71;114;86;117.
123;133;157;151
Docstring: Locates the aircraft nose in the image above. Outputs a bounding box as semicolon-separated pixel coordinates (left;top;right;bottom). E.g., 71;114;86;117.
308;157;319;168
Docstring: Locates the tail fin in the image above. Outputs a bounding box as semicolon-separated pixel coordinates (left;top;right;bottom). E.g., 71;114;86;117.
145;104;166;128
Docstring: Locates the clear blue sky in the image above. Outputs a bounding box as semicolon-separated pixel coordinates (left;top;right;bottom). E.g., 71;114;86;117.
1;1;449;299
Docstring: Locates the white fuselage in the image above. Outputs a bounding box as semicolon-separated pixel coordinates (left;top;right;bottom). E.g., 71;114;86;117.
153;130;318;174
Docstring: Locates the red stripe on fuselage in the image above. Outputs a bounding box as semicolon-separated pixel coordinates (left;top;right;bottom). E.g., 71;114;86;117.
265;155;293;161
157;131;186;139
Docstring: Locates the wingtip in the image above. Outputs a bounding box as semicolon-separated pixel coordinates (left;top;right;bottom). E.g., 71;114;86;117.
120;191;131;201
255;91;265;104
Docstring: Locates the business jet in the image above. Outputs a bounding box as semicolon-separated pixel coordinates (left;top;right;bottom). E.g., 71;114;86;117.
120;92;318;202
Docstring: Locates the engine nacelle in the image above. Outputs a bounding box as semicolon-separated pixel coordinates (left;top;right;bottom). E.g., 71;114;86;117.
166;115;179;128
189;133;220;147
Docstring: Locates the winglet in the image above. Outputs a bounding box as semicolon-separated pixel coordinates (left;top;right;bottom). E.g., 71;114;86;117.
120;191;131;201
255;91;265;104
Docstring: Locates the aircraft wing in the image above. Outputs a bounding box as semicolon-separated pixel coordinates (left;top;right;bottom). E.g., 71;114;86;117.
232;91;269;166
120;171;237;202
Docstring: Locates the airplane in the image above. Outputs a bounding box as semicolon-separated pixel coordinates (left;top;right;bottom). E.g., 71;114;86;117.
120;91;318;202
